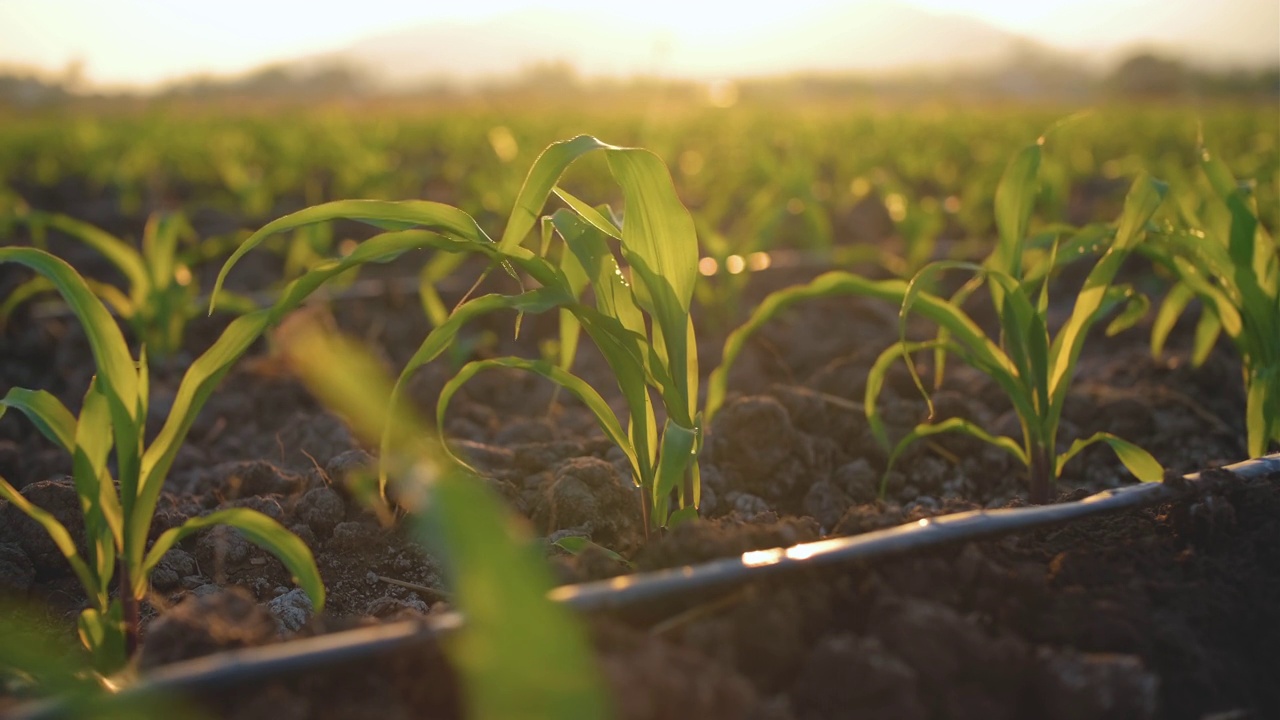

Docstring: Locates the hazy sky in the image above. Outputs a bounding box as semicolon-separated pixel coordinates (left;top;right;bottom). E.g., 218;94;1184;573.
2;0;1276;88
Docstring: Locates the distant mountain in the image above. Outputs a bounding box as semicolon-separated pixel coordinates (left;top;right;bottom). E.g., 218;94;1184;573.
304;2;1049;86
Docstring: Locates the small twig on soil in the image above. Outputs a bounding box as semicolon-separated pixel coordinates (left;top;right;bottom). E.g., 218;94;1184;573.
1088;384;1234;435
925;440;962;467
781;384;865;413
647;587;752;637
374;575;452;602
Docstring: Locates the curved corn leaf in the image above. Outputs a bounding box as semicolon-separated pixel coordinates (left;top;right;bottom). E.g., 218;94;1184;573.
1245;367;1280;457
650;419;698;525
864;338;1034;454
25;211;148;293
1151;281;1196;358
990;142;1041;284
71;381;123;593
0;388;76;452
438;357;637;480
1191;309;1223;367
0;476;101;611
1056;431;1163;482
0;276;56;323
552;536;633;568
143;508;324;610
1046;173;1166;410
134;310;273;570
417;467;614;720
77;604;125;674
605;148;700;424
709;272;874;423
501;135;613;253
280;324;615;719
212;200;506;309
1104;288;1150;337
883;418;1027;497
0;248;140;425
382;287;571;492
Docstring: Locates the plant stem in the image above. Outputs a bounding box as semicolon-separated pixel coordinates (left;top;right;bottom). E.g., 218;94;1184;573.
639;492;651;542
119;562;139;659
1029;445;1052;504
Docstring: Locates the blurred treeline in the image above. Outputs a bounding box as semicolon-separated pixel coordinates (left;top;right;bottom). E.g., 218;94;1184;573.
2;50;1277;110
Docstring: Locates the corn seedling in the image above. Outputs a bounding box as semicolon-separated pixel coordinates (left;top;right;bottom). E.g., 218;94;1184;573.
279;320;612;720
871;144;1166;503
2;210;257;360
709;139;1167;503
1147;144;1280;456
213;136;702;533
0;247;325;674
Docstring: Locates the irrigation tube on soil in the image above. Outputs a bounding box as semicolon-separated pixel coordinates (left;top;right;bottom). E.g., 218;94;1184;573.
13;453;1280;719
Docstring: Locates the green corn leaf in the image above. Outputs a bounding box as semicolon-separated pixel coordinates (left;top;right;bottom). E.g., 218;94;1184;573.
500;135;612;253
0;276;57;324
667;505;700;527
1199;148;1265;281
0;599;96;691
1166;254;1243;338
25;211;148;293
77;604;126;674
208;289;260;317
0;475;101;610
280;324;612;720
605;148;700;424
1151;282;1196;358
212;201;504;309
135;310;276;571
1057;431;1163;482
143;508;324;610
141;213;177;296
417;468;614;720
882;418;1027;497
1245;367;1280;457
0;388;76;452
899;268;1036;418
552;210;645;338
708;271;1015;424
900;261;978;404
991;142;1041;282
438;357;638;479
572;309;659;480
550;218;588;374
1047;173;1166;409
864;339;1035;455
550;210;659;474
382;287;573;492
1191;309;1223;367
1105;289;1150;337
552;536;634;569
0;248;139;430
72;381;123;580
650;419;698;525
553;188;624;242
419;252;470;327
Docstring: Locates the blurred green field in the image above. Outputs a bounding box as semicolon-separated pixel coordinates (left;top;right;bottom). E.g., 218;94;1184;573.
2;103;1276;255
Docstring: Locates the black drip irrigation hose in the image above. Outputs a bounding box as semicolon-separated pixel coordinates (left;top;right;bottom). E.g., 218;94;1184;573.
12;453;1280;719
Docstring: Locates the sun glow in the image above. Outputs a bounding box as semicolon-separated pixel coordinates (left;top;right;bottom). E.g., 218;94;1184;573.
1;0;1274;89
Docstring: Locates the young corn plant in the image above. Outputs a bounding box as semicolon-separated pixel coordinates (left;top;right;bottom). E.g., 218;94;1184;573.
709;139;1167;503
1146;145;1279;457
869;146;1167;503
279;320;612;720
2;210;256;360
0;247;325;674
212;136;702;533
